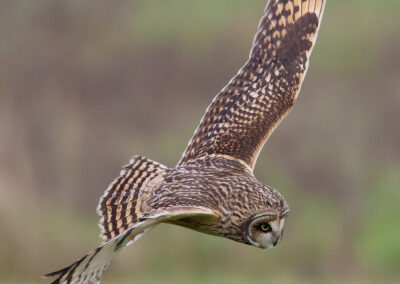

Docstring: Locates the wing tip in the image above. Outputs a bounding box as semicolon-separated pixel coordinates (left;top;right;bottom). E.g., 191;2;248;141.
42;266;69;284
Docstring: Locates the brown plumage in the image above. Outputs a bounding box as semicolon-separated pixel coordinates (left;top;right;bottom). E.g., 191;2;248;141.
180;0;325;169
44;1;326;283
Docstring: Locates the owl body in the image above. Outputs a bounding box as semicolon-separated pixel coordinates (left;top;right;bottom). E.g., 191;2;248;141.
149;155;288;244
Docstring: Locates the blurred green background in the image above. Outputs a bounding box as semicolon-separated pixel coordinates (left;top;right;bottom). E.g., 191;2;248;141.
1;0;399;283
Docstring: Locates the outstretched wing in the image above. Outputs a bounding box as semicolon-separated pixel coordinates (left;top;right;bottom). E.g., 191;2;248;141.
46;155;218;283
44;207;217;284
179;0;326;170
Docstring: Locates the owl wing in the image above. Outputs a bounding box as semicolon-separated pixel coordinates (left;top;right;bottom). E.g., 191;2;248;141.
43;206;217;284
179;0;326;170
44;155;219;283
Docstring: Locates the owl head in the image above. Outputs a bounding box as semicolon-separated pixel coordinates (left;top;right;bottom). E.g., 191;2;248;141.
245;208;289;248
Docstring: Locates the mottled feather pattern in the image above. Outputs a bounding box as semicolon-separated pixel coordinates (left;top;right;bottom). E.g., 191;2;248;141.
180;0;325;169
44;1;326;283
97;155;167;241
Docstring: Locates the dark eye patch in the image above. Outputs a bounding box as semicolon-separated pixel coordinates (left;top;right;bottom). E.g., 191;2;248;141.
257;223;271;232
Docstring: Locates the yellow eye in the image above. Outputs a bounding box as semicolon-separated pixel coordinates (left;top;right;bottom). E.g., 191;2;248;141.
260;224;270;231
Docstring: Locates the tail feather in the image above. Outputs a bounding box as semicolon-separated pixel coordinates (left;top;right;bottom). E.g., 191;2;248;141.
97;155;167;241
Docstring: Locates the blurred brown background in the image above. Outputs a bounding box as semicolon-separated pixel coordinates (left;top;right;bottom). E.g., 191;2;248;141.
1;0;399;283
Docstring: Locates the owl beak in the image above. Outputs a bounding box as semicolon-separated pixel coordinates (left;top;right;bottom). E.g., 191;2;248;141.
272;233;281;247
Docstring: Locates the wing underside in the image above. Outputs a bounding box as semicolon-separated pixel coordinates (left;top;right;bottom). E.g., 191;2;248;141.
179;0;326;169
44;207;217;284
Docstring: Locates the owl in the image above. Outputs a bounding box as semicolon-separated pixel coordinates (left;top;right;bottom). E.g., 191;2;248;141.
44;0;326;283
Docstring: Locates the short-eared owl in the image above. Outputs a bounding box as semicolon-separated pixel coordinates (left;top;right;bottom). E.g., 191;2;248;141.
45;0;326;283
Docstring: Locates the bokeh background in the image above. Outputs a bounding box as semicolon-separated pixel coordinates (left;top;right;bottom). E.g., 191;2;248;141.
1;0;399;283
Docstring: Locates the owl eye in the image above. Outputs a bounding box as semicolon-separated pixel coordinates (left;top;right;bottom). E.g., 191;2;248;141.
259;223;271;232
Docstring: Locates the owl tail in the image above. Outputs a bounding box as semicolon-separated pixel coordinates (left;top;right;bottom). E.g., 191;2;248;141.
97;155;168;241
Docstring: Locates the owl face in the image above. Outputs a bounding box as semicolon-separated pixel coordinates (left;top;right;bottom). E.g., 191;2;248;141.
245;210;289;249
